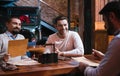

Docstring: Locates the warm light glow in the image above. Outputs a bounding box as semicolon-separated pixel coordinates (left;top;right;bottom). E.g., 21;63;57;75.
108;35;114;43
40;0;49;6
95;22;105;30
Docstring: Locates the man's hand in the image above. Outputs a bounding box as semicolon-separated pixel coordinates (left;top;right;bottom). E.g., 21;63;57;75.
92;49;104;60
79;62;89;73
3;54;10;62
55;47;64;56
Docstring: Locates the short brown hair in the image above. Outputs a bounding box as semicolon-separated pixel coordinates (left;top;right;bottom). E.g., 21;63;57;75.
53;15;68;24
6;16;20;23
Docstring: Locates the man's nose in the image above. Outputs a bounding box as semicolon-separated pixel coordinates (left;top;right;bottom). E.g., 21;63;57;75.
61;25;65;29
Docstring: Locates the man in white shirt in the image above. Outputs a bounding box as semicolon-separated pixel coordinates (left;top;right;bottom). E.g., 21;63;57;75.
45;16;84;59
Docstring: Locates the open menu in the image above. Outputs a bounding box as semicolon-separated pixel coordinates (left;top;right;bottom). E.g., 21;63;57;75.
72;56;100;67
7;58;40;66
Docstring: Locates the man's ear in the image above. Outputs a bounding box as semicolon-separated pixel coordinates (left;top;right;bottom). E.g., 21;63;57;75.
109;12;117;22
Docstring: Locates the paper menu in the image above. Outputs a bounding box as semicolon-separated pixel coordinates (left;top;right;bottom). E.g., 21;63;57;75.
8;39;28;57
7;58;40;66
72;56;100;67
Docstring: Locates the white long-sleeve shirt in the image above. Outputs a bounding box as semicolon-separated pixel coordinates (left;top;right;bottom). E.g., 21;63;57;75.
45;31;84;56
84;33;120;76
0;31;25;59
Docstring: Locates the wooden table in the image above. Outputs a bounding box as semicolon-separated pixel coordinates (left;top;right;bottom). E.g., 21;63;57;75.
0;55;100;76
0;60;79;76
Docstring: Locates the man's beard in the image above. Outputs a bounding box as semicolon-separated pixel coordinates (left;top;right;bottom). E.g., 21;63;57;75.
59;29;68;35
107;21;115;35
58;29;68;38
12;29;20;35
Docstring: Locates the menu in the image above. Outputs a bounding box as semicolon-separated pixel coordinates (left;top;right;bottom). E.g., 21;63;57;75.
8;39;28;57
72;56;100;67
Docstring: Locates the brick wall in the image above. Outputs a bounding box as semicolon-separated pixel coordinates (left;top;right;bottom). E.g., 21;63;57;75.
15;0;68;25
